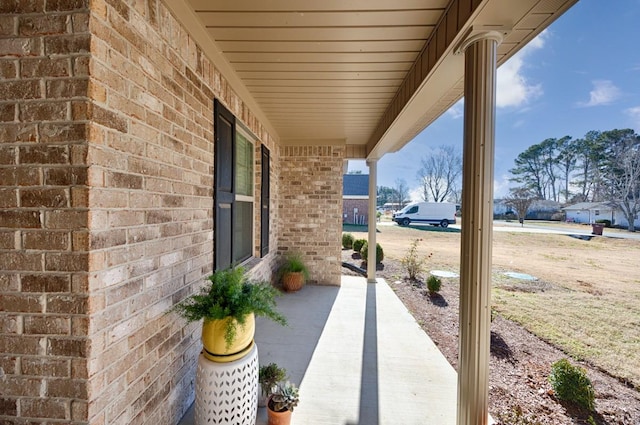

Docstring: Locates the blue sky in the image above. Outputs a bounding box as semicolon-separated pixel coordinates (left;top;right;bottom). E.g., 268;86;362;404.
350;0;640;198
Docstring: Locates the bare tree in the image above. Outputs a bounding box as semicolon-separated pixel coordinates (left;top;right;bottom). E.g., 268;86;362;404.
417;145;462;202
602;130;640;232
393;178;410;209
504;187;538;227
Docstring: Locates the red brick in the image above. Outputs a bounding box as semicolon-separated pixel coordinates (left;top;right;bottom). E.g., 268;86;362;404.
20;57;71;78
90;104;127;132
73;55;89;76
46;78;89;99
19;15;68;36
48;337;87;357
0;1;45;13
23;231;69;250
38;122;86;143
19;145;69;164
0;294;43;313
0;188;17;208
24;316;71;335
46;0;89;12
0;16;15;36
21;275;70;292
0;80;40;99
22;357;69;377
0;38;42;58
0;398;17;416
0;146;16;165
45;34;90;55
44;252;88;272
0;123;38;142
0;103;15;121
0;60;17;78
19;101;68;122
20;188;69;208
44;166;88;185
0;335;42;355
21;397;66;419
0;252;42;271
47;378;87;399
45;210;88;229
47;294;87;315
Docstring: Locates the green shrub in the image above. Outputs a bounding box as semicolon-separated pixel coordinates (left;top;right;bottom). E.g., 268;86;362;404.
401;239;431;281
342;233;354;249
426;275;442;295
361;242;384;264
595;219;611;227
549;358;595;411
353;239;367;253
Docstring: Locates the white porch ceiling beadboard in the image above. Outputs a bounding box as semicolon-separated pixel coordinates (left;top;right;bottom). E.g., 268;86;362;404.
170;0;578;157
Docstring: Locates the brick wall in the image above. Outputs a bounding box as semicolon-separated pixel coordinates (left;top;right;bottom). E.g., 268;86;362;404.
278;146;344;286
0;1;91;423
1;0;279;424
343;199;369;224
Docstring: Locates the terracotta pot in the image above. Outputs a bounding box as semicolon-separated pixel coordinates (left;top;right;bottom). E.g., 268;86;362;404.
282;272;304;292
201;313;255;362
267;407;292;425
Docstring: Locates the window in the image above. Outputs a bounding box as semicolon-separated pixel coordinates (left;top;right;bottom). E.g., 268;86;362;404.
214;100;265;270
407;206;418;214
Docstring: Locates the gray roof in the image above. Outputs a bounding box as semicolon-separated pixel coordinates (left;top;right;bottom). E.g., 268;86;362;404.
562;202;611;211
343;174;369;197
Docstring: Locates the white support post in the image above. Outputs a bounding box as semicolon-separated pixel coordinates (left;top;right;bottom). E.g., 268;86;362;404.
367;159;378;283
456;31;502;425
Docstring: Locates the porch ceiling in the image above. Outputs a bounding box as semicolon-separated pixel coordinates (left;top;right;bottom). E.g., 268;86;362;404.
167;0;577;159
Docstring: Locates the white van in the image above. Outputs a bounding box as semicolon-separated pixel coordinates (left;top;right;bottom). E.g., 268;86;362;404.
393;202;457;228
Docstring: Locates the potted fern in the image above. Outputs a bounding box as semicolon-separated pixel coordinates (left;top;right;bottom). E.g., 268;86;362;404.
278;253;309;292
172;266;287;362
267;381;299;425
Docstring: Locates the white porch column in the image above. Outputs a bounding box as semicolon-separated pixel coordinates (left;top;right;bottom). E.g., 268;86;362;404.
367;159;378;283
456;31;502;425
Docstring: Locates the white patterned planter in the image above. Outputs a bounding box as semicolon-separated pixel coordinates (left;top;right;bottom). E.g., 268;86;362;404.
195;344;259;425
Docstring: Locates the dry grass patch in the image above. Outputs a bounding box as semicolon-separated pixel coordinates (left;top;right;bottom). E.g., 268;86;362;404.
346;224;640;388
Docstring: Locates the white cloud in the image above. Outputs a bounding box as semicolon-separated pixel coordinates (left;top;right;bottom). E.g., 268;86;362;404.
493;174;512;198
446;99;464;119
626;106;640;131
578;80;622;107
409;186;423;202
496;31;547;108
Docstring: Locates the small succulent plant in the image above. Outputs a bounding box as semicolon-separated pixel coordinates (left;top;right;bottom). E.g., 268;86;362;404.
269;381;299;413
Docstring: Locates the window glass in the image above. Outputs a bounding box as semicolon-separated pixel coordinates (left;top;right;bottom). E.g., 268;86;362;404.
408;206;418;214
235;132;253;196
233;201;253;263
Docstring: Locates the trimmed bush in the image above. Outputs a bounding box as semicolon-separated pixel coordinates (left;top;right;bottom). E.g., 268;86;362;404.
549;358;595;411
595;219;611;227
353;239;367;253
342;233;354;249
426;275;442;295
361;242;384;264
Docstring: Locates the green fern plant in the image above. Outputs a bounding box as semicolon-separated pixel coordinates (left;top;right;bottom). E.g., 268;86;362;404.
172;267;287;348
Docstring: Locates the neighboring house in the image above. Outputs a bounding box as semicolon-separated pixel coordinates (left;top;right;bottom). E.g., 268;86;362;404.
613;209;640;228
343;174;369;225
0;2;577;425
563;202;615;224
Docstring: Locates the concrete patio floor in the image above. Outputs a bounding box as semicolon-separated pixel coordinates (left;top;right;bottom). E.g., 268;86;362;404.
178;275;458;425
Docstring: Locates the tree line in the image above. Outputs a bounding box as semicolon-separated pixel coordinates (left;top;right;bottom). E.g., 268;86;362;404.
508;128;640;231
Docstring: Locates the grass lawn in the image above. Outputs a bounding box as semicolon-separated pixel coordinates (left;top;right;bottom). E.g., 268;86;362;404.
343;223;640;388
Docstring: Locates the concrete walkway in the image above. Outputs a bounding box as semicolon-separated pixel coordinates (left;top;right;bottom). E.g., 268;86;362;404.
179;276;458;425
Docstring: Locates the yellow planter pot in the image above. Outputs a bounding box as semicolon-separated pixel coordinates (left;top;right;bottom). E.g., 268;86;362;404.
201;313;255;363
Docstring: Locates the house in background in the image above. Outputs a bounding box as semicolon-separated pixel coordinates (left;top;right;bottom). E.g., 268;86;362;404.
563;202;614;224
0;1;578;425
343;174;369;225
